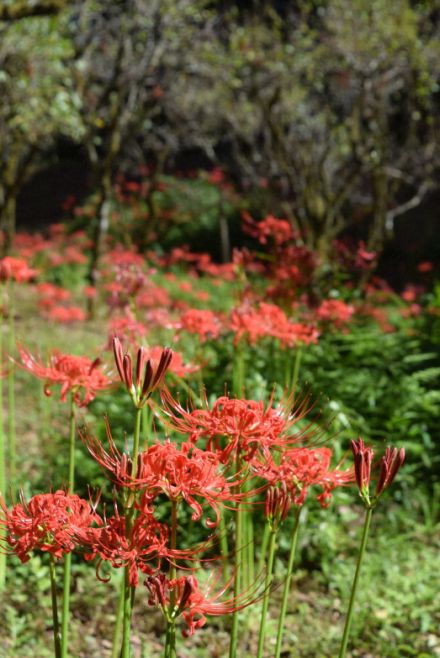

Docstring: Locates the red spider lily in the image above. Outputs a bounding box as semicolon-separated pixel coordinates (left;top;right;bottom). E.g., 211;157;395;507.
375;446;406;495
146;347;200;378
159;389;318;464
81;422;245;527
82;505;169;587
264;483;291;530
230;302;318;348
145;570;262;636
242;212;294;246
418;261;433;273
176;309;222;342
0;490;101;562
351;438;374;494
136;441;250;527
45;305;87;324
36;282;72;309
108;314;148;346
254;447;354;508
19;347;113;407
136;286;171;309
0;256;38;283
351;439;405;507
316;299;355;329
112;337;172;408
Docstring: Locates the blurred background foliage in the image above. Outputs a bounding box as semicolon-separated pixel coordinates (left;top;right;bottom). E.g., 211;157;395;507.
0;0;439;269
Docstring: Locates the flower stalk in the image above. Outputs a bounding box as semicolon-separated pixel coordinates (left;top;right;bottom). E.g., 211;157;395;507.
337;506;373;658
61;393;76;658
274;506;301;658
121;406;142;658
49;554;62;658
256;527;277;658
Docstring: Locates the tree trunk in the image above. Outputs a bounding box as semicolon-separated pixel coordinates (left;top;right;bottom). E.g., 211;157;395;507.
368;169;388;253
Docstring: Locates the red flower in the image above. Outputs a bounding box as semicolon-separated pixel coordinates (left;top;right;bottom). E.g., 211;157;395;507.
255;447;354;508
0;257;38;283
351;438;374;494
145;571;260;636
83;505;169;587
351;439;405;506
417;261;433;273
375;446;405;496
81;423;242;527
265;483;291;530
160;390;315;464
19;347;113;407
242;212;294;246
45;305;87;324
0;490;100;562
316;299;355;328
230;303;318;348
177;309;222;342
136;441;246;527
112;337;172;408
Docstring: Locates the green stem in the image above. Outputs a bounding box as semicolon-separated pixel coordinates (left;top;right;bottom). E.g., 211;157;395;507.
274;506;302;658
121;407;142;658
256;528;278;658
290;346;302;395
258;523;270;576
163;499;179;658
131;407;142;470
7;297;16;501
164;619;177;658
49;555;62;658
111;572;125;658
0;318;6;590
61;394;76;658
338;507;373;658
142;404;152;450
218;510;230;582
232;340;245;397
229;453;243;658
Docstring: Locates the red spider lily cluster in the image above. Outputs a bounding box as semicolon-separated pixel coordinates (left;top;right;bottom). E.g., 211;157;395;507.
0;209;415;656
0;256;38;283
0;490;100;562
1;328;406;654
18;347;113;406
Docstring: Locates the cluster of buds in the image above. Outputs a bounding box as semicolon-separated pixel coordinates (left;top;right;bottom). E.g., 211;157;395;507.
264;483;291;532
113;337;172;408
351;438;405;508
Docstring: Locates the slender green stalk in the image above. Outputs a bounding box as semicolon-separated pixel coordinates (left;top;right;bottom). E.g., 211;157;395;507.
256;528;278;658
49;555;62;658
338;507;373;658
111;573;125;658
61;393;76;658
258;523;270;576
229;453;243;658
290;346;302;395
0;319;6;590
274;506;302;658
7;292;16;501
218;511;230;582
142;404;152;450
163;500;178;658
246;508;255;586
121;406;142;658
164;619;177;658
232;340;245;397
